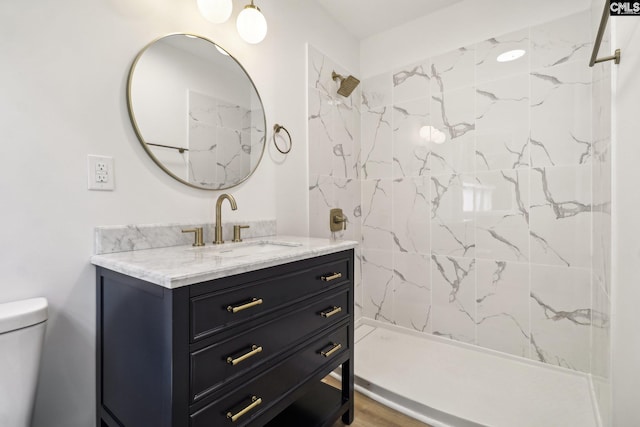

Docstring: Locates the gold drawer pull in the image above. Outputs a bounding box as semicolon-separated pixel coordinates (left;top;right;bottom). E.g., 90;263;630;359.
320;306;342;318
320;272;342;282
321;343;342;358
227;298;263;313
227;345;263;366
226;396;262;422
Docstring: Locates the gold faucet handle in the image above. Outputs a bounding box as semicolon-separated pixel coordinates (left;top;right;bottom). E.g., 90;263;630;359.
333;214;348;230
182;227;205;247
329;208;348;231
233;225;250;243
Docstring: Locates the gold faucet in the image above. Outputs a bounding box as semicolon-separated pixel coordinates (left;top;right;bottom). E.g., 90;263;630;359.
214;194;237;244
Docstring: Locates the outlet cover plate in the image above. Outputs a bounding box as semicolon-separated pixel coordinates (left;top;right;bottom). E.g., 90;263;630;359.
88;155;114;191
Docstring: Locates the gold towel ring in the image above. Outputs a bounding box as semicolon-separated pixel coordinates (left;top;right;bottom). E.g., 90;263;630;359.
273;124;292;154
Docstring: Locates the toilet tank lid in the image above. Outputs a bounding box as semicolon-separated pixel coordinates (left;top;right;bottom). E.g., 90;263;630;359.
0;297;48;334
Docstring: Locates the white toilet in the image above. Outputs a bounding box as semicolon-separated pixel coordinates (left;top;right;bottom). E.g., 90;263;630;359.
0;297;48;427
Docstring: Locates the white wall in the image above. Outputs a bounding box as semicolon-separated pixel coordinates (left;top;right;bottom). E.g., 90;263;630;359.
0;0;357;425
360;0;589;77
611;16;640;427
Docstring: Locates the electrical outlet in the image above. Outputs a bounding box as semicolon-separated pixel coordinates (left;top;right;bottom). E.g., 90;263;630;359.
96;161;107;172
88;155;114;191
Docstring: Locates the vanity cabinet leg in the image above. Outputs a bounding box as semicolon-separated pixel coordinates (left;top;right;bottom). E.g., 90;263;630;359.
341;359;354;424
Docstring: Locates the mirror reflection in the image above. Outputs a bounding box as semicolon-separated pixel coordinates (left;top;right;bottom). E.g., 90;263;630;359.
127;34;266;190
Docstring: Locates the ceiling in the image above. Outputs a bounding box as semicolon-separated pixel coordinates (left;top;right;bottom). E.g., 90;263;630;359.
313;0;465;39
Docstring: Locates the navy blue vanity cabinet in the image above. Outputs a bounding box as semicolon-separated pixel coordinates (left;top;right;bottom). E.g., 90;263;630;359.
96;249;355;427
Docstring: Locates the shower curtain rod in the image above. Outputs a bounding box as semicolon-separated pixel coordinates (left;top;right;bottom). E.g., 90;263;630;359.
589;0;621;67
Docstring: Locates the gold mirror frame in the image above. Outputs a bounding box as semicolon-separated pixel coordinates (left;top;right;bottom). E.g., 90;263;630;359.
126;33;266;190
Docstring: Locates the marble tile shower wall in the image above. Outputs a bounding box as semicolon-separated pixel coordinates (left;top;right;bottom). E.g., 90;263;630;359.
359;10;610;374
307;46;363;319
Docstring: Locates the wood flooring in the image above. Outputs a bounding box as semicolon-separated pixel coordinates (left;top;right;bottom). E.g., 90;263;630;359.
323;376;432;427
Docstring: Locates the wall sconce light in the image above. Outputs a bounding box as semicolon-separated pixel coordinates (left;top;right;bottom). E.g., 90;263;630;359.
236;1;268;44
196;0;267;44
197;0;233;24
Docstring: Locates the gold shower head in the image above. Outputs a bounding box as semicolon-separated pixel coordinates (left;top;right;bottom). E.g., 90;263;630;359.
332;71;360;97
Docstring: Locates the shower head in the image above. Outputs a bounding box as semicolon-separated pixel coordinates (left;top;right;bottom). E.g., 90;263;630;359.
332;71;360;97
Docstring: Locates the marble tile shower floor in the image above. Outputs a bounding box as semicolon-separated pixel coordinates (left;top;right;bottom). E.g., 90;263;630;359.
351;322;598;427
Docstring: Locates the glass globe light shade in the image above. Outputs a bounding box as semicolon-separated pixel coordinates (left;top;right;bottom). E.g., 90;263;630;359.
197;0;233;24
236;3;267;44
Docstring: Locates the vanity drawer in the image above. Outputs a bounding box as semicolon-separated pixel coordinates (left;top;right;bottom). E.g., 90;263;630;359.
190;289;349;403
190;325;349;427
190;255;350;341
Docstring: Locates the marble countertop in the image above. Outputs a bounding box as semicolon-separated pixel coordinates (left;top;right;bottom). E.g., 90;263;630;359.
90;235;357;289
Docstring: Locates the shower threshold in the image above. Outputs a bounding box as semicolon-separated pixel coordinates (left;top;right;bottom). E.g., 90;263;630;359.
333;320;599;427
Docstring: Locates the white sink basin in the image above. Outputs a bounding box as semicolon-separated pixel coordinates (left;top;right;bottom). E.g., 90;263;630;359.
188;240;302;258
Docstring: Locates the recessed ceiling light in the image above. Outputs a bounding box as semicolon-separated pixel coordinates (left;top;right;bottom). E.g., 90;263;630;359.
496;49;526;63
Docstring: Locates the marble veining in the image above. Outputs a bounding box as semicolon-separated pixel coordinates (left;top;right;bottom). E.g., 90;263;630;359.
431;93;475;141
476;260;530;357
392;252;431;332
95;219;276;255
432;255;474;304
361;73;392;110
430;86;476;175
535;169;582;215
393;60;430;104
530;165;592;268
431;254;476;343
392;177;430;254
430;174;475;257
393;65;429;88
188;91;254;187
530;265;592;371
530;292;594;326
308;45;363;321
308;89;334;177
430;47;475;93
308;11;607;380
333;101;360;179
361;179;393;251
91;235;357;289
361;106;392;179
362;249;394;323
475;169;530;262
475;29;529;84
475;73;529;172
392;99;430;178
530;61;591;167
530;10;591;70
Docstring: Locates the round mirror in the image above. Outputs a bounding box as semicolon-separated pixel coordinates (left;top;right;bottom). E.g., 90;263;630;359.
127;34;266;190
